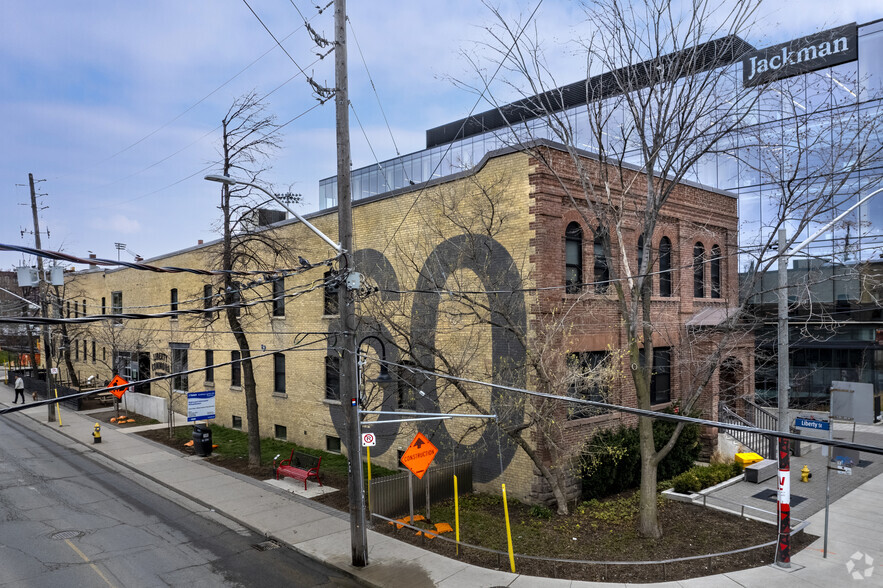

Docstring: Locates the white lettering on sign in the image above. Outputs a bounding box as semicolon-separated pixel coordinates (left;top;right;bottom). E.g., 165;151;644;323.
778;471;791;505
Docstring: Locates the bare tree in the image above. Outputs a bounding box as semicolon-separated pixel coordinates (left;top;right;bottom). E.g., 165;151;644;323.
467;0;883;537
360;173;628;515
208;92;288;467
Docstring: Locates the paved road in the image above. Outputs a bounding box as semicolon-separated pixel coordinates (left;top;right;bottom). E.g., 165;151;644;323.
0;413;360;587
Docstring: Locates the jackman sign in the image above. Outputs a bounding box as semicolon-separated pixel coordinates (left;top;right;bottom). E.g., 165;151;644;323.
743;24;857;87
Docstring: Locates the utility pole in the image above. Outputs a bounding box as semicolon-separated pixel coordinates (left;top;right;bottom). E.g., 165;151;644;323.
335;0;368;568
29;173;56;422
775;228;790;567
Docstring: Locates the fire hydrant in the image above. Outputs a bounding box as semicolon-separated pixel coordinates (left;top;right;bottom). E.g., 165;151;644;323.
801;464;811;482
93;422;102;444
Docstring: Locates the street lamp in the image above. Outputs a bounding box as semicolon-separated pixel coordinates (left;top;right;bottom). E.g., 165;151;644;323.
204;172;372;565
775;184;883;568
204;175;342;253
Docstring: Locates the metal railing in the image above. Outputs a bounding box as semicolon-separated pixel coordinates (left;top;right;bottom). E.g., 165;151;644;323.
719;402;775;458
369;459;472;518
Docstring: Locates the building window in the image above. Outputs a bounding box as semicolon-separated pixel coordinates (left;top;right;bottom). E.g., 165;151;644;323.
326;435;341;453
205;350;214;383
325;355;340;400
642;347;672;405
272;277;285;317
397;449;406;469
274;353;286;394
231;351;241;387
275;425;287;440
565;222;583;294
74;301;79;318
323;270;339;315
171;344;189;391
91;341;96;363
693;242;706;298
101;297;106;314
567;351;612;419
82;299;87;316
75;339;79;361
659;237;672;297
710;244;722;299
203;284;214;318
83;340;88;361
593;232;610;293
232;415;242;430
102;347;106;362
398;361;419;411
170;288;178;312
111;291;123;324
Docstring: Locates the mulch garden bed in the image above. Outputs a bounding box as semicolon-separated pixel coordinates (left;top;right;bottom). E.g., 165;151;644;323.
134;426;817;583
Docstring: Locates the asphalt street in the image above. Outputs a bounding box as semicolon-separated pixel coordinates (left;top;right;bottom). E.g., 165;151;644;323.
0;410;360;587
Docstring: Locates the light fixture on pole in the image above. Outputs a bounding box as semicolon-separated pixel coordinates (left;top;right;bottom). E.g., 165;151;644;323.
774;184;883;568
204;175;342;253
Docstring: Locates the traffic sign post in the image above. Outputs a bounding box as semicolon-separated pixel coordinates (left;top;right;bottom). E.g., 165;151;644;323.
108;374;129;400
401;432;438;524
400;432;437;479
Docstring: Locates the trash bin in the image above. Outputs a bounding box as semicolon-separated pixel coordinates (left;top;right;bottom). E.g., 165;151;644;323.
192;424;212;457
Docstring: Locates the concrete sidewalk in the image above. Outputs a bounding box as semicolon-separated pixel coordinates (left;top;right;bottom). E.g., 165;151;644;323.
2;392;882;587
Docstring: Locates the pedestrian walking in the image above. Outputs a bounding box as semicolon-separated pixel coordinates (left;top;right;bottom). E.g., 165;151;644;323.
13;375;26;404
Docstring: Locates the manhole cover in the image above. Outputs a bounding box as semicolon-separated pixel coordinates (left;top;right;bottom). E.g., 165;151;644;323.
51;530;83;540
252;540;280;552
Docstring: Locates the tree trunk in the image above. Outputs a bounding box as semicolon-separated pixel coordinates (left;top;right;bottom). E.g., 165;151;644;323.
512;432;570;515
638;414;661;538
229;318;261;467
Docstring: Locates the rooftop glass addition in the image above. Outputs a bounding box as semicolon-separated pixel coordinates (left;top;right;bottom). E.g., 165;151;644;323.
320;20;883;263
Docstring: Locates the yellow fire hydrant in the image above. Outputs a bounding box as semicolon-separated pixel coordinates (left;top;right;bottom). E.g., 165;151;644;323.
93;422;102;444
801;464;811;482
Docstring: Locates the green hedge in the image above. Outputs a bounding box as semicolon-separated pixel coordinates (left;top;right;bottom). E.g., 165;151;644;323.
580;407;701;500
670;462;742;494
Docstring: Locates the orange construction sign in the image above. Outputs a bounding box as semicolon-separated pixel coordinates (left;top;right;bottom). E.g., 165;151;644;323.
400;432;438;479
108;375;130;399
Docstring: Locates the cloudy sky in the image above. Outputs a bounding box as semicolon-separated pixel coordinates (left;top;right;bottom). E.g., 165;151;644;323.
1;0;880;271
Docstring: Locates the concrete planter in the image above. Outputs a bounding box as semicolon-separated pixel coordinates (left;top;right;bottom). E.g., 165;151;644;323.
661;472;745;504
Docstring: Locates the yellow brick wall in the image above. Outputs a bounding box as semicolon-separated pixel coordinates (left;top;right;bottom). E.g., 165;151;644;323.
65;150;541;500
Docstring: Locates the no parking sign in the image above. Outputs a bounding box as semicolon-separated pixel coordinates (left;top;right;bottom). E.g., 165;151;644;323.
361;432;376;447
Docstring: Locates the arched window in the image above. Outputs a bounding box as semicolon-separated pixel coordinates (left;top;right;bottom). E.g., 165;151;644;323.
659;237;672;297
710;244;722;299
565;222;583;294
637;235;651;294
693;242;706;298
594;231;610;293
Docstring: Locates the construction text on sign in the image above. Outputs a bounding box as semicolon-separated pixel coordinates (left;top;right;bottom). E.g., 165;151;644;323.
400;432;438;479
108;375;129;400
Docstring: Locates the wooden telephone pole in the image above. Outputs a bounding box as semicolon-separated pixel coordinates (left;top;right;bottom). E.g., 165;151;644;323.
28;173;56;421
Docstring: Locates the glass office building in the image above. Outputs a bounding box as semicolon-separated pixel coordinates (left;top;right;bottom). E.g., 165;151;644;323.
319;19;883;410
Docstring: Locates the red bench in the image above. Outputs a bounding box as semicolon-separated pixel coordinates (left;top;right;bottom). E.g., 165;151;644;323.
274;450;322;490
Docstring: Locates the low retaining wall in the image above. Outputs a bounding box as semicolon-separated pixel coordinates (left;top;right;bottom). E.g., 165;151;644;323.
123;392;169;422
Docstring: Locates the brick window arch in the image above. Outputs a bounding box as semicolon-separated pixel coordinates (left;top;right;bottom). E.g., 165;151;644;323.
659;236;672;297
594;231;610;294
710;244;722;299
693;242;706;298
565;222;583;294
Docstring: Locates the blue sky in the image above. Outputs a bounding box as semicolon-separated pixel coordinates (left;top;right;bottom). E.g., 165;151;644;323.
1;0;880;271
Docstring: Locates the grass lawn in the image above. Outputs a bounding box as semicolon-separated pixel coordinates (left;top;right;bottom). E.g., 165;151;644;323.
141;423;398;480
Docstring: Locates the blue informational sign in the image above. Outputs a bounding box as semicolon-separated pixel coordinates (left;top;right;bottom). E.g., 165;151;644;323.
187;390;216;422
795;417;830;431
